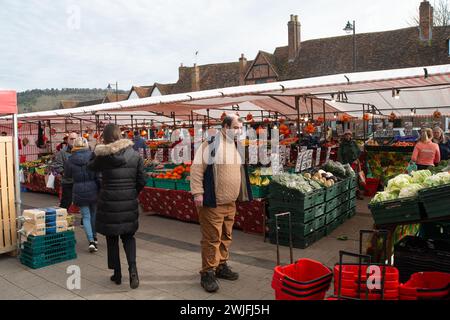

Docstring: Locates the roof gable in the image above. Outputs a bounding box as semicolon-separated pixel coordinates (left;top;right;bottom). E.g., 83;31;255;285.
244;51;280;81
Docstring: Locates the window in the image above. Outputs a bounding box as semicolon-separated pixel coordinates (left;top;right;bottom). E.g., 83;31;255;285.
255;79;267;84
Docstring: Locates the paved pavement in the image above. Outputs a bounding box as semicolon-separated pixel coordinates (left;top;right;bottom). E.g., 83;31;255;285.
0;191;374;300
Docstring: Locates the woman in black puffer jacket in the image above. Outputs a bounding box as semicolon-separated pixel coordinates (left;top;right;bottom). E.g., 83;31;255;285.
88;124;146;289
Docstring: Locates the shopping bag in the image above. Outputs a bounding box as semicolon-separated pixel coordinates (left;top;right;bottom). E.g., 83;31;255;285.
356;160;366;187
407;162;418;174
19;169;25;183
46;173;55;189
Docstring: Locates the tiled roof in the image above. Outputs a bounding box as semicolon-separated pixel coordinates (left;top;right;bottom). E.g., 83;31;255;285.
60;100;80;109
103;93;128;103
128;86;154;99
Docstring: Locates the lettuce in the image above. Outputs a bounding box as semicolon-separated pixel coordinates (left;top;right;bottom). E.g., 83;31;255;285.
424;172;450;187
385;174;413;193
411;170;432;184
370;191;398;204
398;183;424;198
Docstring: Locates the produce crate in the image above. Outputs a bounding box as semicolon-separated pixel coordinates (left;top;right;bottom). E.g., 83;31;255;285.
326;219;339;235
268;232;316;249
315;203;326;218
20;247;77;269
314;215;327;231
325;208;338;224
339;191;350;203
251;185;269;198
154;179;177;190
21;239;76;256
340;178;351;193
368;197;422;226
23;231;75;247
145;178;154;187
349;197;356;210
268;204;316;223
349;187;357;199
325;184;339;201
336;213;347;225
349;177;358;189
418;184;450;220
347;208;356;219
326;197;340;213
315;227;327;241
268;219;315;239
176;180;191;191
269;183;316;210
313;189;326;206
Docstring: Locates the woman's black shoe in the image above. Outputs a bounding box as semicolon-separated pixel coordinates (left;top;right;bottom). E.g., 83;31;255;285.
129;266;139;289
110;271;122;285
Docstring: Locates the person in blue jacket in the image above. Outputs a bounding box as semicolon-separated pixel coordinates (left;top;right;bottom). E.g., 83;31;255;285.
132;130;147;158
64;137;99;253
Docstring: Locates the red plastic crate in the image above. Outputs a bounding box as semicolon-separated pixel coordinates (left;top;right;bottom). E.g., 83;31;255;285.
399;272;450;300
364;178;380;197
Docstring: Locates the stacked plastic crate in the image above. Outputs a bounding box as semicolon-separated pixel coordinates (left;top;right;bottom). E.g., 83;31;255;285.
20;208;76;269
267;177;358;249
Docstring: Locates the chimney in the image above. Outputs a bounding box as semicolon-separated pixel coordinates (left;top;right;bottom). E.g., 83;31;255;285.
288;14;301;62
419;0;434;42
191;63;200;92
239;53;248;85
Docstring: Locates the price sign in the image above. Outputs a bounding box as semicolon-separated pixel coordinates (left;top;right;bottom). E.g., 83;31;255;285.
249;145;258;165
279;145;287;165
295;151;305;173
156;148;164;162
315;148;321;166
271;153;283;175
325;147;332;163
404;122;413;136
301;150;314;171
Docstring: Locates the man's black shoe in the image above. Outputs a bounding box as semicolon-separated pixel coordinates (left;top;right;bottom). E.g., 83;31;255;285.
216;264;239;281
201;270;219;293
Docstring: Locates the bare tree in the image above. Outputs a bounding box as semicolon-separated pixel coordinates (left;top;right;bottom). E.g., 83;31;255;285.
409;0;450;27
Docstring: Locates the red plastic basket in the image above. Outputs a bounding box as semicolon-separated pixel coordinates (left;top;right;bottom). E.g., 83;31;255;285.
399;272;450;300
364;178;380;197
273;259;333;300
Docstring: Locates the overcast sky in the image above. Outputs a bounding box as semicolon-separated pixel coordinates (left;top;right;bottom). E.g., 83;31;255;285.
0;0;423;91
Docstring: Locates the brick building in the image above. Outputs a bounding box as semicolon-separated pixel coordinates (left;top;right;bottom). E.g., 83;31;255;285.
127;0;449;100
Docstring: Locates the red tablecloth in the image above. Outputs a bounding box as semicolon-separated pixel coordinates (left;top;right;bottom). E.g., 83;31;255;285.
139;187;265;234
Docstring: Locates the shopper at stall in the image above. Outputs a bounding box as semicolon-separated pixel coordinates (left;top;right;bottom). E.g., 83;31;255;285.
1;131;7;136
432;126;450;161
64;137;99;252
56;136;68;152
88;124;145;289
132;130;147;158
191;114;253;293
412;128;441;170
338;130;364;200
52;132;78;209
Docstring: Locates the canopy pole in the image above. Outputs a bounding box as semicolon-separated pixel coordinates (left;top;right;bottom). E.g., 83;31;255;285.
295;96;301;141
372;105;375;135
322;100;326;140
79;119;82;134
363;104;366;141
206;109;210;129
115;115;117;125
48;120;53;153
13;113;22;252
310;98;314;121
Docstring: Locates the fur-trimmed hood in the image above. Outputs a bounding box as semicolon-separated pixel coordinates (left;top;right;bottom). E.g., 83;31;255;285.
94;139;134;157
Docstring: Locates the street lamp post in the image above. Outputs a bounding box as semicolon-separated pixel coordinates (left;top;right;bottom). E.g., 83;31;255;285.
344;20;356;72
107;82;118;102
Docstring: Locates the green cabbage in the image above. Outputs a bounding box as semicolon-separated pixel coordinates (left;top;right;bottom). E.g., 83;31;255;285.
398;183;424;198
411;170;432;184
370;191;398;204
385;174;413;193
423;172;450;187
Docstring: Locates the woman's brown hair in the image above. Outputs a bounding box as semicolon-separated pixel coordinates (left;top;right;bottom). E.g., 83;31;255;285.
103;124;122;144
420;128;433;143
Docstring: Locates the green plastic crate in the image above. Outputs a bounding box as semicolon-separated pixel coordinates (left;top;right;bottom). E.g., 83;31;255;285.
20;247;77;269
268;205;316;223
339;191;350;203
326;219;339;235
154;179;177;190
368;197;422;226
313;189;326;206
314;215;326;230
268;219;315;238
349;177;358;189
145;177;154;187
349;197;356;210
24;231;75;247
21;239;76;256
269;183;316;210
418;184;450;220
346;208;356;219
340;178;351;193
251;185;268;198
325;208;338;224
268;232;316;249
176;180;191;191
326;196;340;213
315;227;327;241
325;184;339;201
314;203;326;218
349;187;357;199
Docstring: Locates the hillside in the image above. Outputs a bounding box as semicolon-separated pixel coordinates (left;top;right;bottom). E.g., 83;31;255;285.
18;88;128;113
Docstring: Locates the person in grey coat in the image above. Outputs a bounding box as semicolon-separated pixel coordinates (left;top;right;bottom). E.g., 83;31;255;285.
52;132;78;209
